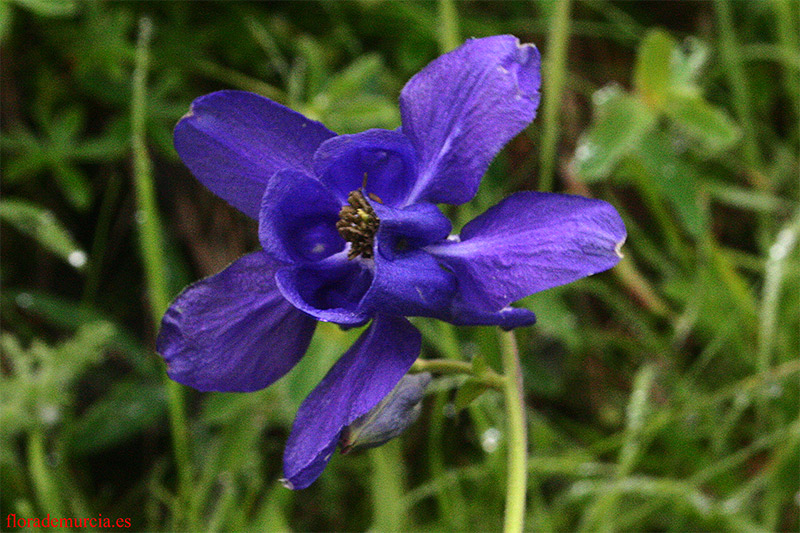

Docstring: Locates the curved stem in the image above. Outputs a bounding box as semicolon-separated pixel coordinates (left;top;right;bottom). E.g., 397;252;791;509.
409;358;506;390
499;329;528;533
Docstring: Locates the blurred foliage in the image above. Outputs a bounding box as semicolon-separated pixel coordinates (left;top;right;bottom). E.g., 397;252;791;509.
1;1;798;531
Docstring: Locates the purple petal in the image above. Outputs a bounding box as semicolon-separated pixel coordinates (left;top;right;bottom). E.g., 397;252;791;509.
275;256;373;326
355;202;454;317
282;315;421;489
400;36;541;206
427;192;626;311
371;202;452;257
443;305;537;330
258;169;344;263
175;90;335;218
312;129;418;207
362;248;456;318
156;252;316;392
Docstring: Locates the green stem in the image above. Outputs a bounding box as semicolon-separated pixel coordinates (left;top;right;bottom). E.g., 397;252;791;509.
538;0;572;192
437;0;460;53
369;440;407;532
499;329;527;533
131;16;192;522
410;357;506;390
27;430;65;517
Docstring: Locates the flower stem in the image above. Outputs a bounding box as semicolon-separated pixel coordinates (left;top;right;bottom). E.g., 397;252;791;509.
409;357;506;390
538;0;572;192
437;0;460;53
27;429;66;518
499;329;527;533
132;16;192;523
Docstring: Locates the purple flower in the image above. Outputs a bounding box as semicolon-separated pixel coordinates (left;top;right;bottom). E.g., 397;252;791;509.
157;35;626;490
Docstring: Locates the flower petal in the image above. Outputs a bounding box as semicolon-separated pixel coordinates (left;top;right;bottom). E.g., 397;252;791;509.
427;192;627;311
362;249;456;318
371;202;452;257
156;251;317;392
275;256;373;326
282;315;421;489
443;305;537;330
400;35;541;205
174;90;335;218
258;169;344;263
313;129;418;207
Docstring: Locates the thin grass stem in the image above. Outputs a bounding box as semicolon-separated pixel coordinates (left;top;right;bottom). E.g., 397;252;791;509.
131;16;192;525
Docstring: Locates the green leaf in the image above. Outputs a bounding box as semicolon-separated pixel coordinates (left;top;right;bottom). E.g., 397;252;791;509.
315;95;400;133
665;91;741;154
454;378;490;410
65;381;166;455
0;198;87;269
635;131;708;237
4;289;159;376
324;54;384;100
573;90;657;181
53;163;92;210
11;0;78;17
634;29;676;111
1;322;114;437
670;37;709;87
471;351;489;375
0;1;13;43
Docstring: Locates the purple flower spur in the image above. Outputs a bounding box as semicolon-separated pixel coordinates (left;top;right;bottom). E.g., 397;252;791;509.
157;35;626;490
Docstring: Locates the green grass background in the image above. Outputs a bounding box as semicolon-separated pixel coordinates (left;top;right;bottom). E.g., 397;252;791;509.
1;1;798;531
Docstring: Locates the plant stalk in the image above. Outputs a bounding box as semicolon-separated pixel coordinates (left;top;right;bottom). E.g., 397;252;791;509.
131;16;192;522
499;329;528;533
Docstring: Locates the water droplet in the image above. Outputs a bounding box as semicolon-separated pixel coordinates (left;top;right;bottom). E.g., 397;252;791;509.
570;480;592;497
15;292;34;309
691;492;711;515
134;211;145;224
592;84;619;108
574;143;596;163
68;250;87;268
39;405;61;425
481;427;501;453
766;383;783;398
722;497;741;514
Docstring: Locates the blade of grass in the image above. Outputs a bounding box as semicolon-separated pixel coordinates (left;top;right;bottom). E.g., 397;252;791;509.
714;0;763;171
82;172;122;304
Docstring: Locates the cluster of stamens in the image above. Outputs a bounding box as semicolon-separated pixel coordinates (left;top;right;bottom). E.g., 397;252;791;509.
336;190;380;260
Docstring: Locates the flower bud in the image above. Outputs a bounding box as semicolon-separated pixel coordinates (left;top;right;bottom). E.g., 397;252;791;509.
340;372;432;454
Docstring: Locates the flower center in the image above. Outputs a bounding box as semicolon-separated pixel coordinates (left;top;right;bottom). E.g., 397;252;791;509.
336;190;380;260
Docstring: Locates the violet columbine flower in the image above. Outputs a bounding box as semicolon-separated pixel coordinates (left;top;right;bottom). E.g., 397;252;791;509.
157;35;626;490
